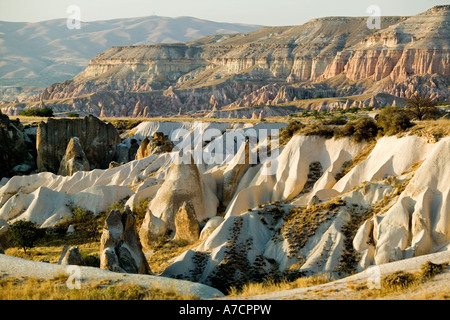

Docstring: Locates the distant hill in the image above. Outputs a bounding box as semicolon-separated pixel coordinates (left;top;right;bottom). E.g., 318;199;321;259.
0;16;261;88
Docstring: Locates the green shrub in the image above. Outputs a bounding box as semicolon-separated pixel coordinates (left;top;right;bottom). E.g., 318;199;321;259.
320;116;347;126
67;113;79;118
300;110;311;118
377;106;413;135
312;110;323;119
19;107;54;117
336;116;379;142
72;207;94;223
132;198;150;228
82;253;100;267
300;124;335;139
279;120;305;145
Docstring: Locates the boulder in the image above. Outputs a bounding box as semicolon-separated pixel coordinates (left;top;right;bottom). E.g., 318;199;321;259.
36;115;121;173
66;224;75;234
100;206;151;274
58;245;85;266
199;216;224;241
100;247;120;272
57;137;90;176
174;201;200;242
139;209;167;251
307;195;320;208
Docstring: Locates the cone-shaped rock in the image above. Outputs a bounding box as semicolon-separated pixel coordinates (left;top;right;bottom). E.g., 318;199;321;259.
139;209;167;251
100;206;152;274
147;154;205;231
221;140;251;206
174;201;200;242
58;137;90;176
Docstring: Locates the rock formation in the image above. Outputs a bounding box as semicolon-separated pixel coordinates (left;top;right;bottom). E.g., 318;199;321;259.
0;218;10;254
145;154;206;232
57;137;90;176
0;113;36;178
58;245;85;266
36;115;121;173
139;209;167;251
0;118;449;292
161;133;450;291
221;140;251;206
174;201;200;242
100;206;151;274
135;132;174;160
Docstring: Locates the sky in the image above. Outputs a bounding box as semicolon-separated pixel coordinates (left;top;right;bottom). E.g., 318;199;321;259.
0;0;448;26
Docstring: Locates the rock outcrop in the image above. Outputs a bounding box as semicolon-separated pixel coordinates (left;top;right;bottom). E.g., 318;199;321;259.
58;245;85;266
174;201;200;242
135;132;174;160
0;218;10;254
354;137;450;267
139;210;167;251
221;140;251;206
57;137;90;176
161;133;450;291
36;115;121;173
100;207;151;274
0;113;36;178
145;155;207;232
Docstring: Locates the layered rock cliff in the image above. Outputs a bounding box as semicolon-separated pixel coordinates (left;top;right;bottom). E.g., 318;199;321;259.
2;6;449;117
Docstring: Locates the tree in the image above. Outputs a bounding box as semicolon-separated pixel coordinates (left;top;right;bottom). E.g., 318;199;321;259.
9;220;43;254
404;93;439;120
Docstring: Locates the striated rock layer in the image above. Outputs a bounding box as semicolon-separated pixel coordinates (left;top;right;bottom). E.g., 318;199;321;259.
2;6;448;117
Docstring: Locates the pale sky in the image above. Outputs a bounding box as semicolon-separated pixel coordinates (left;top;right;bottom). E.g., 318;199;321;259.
0;0;448;26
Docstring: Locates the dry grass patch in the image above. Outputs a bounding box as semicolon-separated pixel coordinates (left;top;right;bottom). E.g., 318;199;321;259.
227;274;331;297
282;198;345;259
5;242;100;264
0;275;196;300
346;261;449;300
334;140;377;181
146;238;202;274
406;119;450;142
